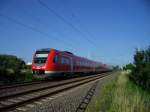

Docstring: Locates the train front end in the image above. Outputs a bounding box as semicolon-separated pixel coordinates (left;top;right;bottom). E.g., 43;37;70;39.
32;48;55;78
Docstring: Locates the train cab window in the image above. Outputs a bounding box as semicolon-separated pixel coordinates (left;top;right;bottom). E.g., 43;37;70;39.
53;55;58;63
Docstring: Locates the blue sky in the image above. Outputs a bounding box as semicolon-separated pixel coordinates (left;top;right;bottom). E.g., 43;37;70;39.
0;0;150;66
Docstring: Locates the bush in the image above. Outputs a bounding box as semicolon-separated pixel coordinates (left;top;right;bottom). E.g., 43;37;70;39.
0;54;25;71
129;47;150;90
123;63;134;71
0;54;30;84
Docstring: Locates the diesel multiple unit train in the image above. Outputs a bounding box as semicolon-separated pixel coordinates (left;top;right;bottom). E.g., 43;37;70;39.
32;48;111;78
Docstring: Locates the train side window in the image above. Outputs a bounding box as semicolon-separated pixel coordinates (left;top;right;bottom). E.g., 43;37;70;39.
65;58;68;64
66;58;70;65
64;58;67;64
53;55;58;63
61;57;65;64
61;57;69;65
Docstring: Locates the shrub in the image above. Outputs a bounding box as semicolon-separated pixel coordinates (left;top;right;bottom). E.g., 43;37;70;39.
0;54;28;84
128;47;150;90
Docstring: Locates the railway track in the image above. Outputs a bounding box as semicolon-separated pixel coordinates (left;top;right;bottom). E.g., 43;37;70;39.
0;73;110;112
0;73;109;99
0;80;46;89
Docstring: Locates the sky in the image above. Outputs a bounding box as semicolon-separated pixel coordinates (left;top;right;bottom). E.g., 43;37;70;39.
0;0;150;66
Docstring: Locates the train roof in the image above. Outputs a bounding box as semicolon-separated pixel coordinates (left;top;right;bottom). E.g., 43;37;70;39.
55;49;103;64
63;51;73;55
36;48;109;66
37;48;73;54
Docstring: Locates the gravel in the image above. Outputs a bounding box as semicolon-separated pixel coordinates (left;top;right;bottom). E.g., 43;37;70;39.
11;74;116;112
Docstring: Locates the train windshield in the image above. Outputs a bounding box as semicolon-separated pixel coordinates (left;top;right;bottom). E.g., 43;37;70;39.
35;51;49;57
35;53;48;58
34;51;50;64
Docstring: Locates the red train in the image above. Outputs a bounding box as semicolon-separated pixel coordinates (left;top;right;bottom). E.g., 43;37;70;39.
32;48;111;78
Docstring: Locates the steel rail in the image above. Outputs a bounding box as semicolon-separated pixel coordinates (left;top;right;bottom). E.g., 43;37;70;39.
0;73;111;111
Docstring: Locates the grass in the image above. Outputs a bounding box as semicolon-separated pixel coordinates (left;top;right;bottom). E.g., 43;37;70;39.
22;71;33;82
86;71;150;112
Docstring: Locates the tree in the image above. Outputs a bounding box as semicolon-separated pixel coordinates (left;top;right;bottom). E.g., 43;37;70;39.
123;63;134;70
113;65;120;70
129;47;150;90
0;54;26;84
0;55;25;71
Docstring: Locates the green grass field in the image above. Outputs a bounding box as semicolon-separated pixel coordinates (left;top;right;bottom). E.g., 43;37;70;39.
86;71;150;112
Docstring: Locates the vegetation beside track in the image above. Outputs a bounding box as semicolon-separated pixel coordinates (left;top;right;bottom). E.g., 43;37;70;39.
86;71;150;112
0;54;33;85
124;46;150;90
